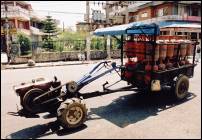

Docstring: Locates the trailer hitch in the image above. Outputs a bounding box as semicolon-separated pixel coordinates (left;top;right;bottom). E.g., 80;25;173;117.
33;61;120;104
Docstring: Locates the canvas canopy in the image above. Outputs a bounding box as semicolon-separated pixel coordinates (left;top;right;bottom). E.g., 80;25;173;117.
93;21;201;36
93;22;160;36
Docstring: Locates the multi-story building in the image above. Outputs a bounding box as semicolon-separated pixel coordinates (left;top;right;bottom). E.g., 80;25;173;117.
103;1;201;43
76;22;90;32
1;1;46;53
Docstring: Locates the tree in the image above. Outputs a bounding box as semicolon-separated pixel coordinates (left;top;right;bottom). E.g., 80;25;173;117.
42;16;58;50
17;33;31;55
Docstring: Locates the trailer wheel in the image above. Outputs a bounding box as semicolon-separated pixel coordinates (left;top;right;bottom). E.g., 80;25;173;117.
174;75;189;100
57;98;87;129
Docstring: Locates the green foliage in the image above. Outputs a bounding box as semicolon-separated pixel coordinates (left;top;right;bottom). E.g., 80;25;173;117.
55;41;64;52
90;37;105;50
58;31;87;51
58;31;88;40
17;33;31;55
111;38;120;50
42;16;58;50
42;16;57;34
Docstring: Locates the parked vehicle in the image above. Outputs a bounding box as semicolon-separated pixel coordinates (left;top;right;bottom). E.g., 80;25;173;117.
1;52;8;64
12;22;198;129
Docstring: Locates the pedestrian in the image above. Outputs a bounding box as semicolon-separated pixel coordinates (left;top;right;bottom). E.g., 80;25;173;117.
196;44;201;62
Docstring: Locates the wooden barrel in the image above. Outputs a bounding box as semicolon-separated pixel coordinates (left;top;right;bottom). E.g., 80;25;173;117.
159;43;167;60
136;42;145;61
166;43;174;58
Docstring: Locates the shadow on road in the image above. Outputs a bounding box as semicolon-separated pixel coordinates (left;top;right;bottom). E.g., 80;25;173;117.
6;89;196;138
89;90;196;128
6;122;87;139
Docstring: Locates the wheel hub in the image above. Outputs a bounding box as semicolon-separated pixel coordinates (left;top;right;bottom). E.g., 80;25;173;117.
66;106;83;125
179;82;187;95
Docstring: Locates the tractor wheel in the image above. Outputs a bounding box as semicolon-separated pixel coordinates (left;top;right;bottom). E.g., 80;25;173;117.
173;75;189;100
22;88;45;114
57;98;87;129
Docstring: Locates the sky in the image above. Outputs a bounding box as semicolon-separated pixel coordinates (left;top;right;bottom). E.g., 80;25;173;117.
29;1;105;31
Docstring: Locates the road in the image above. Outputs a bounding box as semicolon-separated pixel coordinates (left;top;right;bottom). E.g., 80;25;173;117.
1;61;201;139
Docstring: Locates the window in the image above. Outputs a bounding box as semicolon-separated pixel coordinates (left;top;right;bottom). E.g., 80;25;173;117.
141;12;148;18
160;31;168;35
19;22;23;29
199;33;201;39
191;32;197;40
157;8;164;17
191;7;199;16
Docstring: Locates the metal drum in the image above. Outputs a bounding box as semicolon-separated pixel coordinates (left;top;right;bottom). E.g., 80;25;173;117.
159;42;167;60
158;40;166;70
185;40;193;56
154;45;159;61
125;41;136;57
179;40;187;65
172;39;179;57
179;40;187;57
136;42;145;61
146;42;153;61
166;42;174;58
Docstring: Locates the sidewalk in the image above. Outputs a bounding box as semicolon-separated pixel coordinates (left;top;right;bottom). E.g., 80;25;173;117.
1;59;120;70
1;61;93;70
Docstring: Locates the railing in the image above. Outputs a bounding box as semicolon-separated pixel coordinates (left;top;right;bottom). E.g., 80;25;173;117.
136;15;201;23
185;16;201;22
30;26;43;35
1;6;30;20
17;28;31;35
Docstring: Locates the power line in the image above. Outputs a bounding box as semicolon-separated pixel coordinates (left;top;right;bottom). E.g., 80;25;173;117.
34;10;86;15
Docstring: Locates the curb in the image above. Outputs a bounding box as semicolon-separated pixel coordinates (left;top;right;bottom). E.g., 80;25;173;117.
1;62;92;70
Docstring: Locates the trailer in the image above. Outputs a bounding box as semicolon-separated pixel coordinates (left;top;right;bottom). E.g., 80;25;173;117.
12;22;198;129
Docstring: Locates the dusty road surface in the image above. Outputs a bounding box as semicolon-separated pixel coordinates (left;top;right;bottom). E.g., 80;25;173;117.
1;61;201;139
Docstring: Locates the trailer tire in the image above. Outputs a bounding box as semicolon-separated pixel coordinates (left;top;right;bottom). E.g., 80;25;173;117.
173;75;189;100
57;98;87;129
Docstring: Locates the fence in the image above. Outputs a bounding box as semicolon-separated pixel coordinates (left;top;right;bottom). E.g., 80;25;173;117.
9;38;121;63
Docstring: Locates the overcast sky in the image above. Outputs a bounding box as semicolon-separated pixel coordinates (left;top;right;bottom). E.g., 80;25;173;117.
29;1;104;30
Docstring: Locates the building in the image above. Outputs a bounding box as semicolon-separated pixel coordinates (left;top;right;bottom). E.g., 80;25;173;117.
1;1;46;53
76;22;90;32
103;1;201;43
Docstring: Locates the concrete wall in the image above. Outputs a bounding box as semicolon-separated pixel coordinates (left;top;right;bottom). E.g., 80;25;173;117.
10;50;121;64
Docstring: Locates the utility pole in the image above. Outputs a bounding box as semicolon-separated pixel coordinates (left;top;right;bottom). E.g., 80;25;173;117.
63;21;64;32
125;2;129;24
105;1;109;26
86;1;91;61
105;1;111;59
4;1;10;61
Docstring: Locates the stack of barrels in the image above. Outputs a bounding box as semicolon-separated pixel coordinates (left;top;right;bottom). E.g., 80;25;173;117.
124;36;194;85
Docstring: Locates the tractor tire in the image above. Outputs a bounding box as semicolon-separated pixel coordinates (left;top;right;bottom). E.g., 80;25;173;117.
57;98;87;129
173;75;189;100
22;88;45;114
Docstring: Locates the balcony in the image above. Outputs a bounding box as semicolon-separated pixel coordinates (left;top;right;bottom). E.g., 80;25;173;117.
17;28;31;36
30;26;44;35
138;15;201;24
185;16;201;22
1;6;30;20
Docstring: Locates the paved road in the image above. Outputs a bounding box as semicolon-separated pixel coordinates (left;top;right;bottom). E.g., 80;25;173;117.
1;62;201;139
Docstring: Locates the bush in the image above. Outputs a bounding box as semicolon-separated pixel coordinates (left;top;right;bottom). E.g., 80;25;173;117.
17;33;31;55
